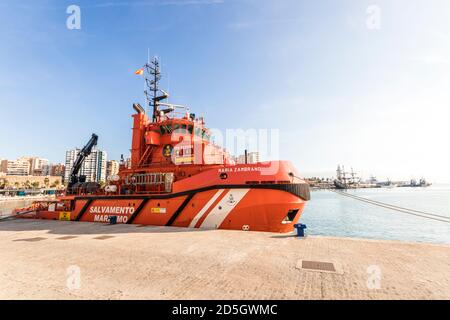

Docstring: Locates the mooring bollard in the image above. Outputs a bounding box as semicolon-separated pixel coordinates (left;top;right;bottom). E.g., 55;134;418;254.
109;216;118;225
294;223;307;237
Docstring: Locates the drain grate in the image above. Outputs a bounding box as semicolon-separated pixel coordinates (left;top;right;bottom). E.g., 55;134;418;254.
93;235;115;240
13;237;47;242
301;260;336;272
56;236;78;240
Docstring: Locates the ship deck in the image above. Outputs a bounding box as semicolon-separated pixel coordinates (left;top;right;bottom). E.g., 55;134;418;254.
0;219;449;299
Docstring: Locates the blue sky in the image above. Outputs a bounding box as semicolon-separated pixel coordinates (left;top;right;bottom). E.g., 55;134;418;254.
1;0;450;181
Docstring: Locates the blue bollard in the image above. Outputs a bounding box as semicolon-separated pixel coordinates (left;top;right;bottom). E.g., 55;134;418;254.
109;216;118;225
294;223;307;237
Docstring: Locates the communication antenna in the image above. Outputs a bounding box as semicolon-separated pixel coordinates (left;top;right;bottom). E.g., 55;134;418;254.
140;55;171;121
142;56;164;122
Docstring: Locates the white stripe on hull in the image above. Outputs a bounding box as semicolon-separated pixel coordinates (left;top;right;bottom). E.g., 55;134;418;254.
200;189;250;229
188;189;226;228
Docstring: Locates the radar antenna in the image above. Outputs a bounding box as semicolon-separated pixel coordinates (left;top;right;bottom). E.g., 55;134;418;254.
144;57;169;122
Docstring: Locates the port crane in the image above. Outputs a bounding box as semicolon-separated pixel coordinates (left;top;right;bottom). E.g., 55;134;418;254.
67;133;99;194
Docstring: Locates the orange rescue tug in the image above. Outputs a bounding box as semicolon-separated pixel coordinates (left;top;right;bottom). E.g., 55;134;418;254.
16;58;310;233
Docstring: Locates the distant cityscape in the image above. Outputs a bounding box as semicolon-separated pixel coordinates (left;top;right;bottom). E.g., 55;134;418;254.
0;147;120;190
0;149;259;191
305;165;432;190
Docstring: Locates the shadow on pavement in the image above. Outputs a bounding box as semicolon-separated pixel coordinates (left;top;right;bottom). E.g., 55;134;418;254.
0;218;209;236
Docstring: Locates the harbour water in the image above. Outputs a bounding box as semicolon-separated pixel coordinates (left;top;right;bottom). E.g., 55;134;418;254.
302;184;450;245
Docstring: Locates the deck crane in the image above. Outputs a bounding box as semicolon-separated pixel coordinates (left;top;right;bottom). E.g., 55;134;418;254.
67;133;99;194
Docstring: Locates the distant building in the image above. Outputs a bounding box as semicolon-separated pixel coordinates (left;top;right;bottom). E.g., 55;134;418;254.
64;148;107;183
82;149;107;183
50;164;65;179
64;150;77;182
0;157;51;176
2;158;31;176
40;163;66;180
42;164;51;176
106;160;120;178
125;157;132;169
236;152;260;164
29;157;49;176
0;159;7;174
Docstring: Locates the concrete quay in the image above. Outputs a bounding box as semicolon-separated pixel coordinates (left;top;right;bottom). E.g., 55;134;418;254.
0;219;449;299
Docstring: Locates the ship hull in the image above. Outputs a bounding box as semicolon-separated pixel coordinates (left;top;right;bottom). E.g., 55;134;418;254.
19;185;307;233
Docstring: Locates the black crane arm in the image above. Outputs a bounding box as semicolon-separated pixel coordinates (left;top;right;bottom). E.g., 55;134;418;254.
68;134;99;188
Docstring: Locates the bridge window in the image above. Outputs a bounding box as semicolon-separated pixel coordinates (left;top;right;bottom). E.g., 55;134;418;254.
160;124;172;135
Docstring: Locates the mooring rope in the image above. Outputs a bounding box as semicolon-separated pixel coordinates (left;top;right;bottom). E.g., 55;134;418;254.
0;210;34;222
335;190;450;219
330;189;450;224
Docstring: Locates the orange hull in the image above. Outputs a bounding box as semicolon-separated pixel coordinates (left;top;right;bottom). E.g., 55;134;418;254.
18;162;310;233
20;186;307;233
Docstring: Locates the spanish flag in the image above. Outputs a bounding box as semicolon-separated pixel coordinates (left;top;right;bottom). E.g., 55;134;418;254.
134;68;144;75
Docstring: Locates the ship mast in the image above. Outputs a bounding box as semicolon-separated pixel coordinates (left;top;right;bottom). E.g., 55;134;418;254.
143;56;169;122
144;57;160;122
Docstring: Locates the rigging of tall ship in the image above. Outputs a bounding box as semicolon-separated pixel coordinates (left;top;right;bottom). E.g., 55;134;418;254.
14;58;310;233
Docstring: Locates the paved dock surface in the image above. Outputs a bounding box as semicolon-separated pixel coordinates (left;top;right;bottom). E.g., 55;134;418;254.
0;219;449;299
